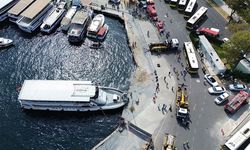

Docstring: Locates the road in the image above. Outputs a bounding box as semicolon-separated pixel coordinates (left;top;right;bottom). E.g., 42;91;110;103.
152;1;231;149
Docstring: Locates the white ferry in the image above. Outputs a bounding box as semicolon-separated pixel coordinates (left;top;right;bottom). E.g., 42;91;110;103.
60;6;77;32
86;14;105;39
67;8;92;43
8;0;36;23
40;2;66;33
18;80;128;112
0;37;13;48
16;0;53;33
0;0;18;22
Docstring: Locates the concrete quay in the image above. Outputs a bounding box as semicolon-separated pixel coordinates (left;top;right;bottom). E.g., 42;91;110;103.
90;1;177;150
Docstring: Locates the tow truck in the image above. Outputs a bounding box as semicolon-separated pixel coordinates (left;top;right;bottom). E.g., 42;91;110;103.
149;38;179;52
176;84;189;126
162;133;176;150
224;90;249;114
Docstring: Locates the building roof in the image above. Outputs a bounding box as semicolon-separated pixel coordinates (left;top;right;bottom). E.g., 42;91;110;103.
80;0;91;6
8;0;35;16
20;0;51;19
0;0;14;9
18;80;96;102
199;35;226;70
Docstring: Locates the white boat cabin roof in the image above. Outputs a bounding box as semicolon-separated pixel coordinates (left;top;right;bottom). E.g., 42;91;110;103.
18;80;97;102
20;0;51;19
43;8;65;26
0;0;14;10
8;0;35;16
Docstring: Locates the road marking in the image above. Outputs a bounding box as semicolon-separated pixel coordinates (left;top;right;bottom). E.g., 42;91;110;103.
193;104;196;111
201;107;204;111
196;79;200;83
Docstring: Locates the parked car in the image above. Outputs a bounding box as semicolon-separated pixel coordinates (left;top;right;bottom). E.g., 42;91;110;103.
214;92;230;104
208;86;226;94
229;84;247;91
204;74;218;87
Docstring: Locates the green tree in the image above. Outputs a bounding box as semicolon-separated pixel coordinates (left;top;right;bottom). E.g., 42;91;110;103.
222;30;250;65
225;0;250;22
228;23;250;32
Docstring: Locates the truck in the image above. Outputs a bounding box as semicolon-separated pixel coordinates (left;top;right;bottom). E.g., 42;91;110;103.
162;133;176;150
176;84;189;125
224;90;249;114
147;5;158;21
149;38;179;52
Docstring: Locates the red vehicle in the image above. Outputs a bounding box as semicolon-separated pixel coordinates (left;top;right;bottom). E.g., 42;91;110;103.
196;27;220;37
224;91;249;114
147;5;158;21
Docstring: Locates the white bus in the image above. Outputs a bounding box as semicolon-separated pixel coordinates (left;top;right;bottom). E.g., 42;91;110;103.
224;120;250;150
183;42;199;73
186;6;208;30
170;0;179;7
178;0;188;11
184;0;196;18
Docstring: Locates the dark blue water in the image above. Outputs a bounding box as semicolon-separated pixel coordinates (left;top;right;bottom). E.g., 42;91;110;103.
0;17;134;150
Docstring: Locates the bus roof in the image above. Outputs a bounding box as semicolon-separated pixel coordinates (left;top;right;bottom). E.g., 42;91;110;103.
184;42;198;69
185;0;196;13
187;6;208;24
225;121;250;150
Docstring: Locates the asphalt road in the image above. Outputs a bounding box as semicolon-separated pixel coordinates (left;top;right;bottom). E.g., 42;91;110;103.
151;1;231;149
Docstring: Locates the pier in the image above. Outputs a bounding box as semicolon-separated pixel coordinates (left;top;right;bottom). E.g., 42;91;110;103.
90;0;177;149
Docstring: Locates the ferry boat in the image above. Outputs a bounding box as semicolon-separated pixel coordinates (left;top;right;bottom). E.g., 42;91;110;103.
16;0;53;33
60;6;77;32
97;24;109;41
40;2;66;33
67;8;92;43
8;0;36;23
0;37;13;48
0;0;18;22
86;14;105;39
18;80;128;112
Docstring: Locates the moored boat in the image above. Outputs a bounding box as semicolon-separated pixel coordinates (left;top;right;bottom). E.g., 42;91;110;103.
16;0;53;33
0;0;18;22
0;37;13;48
97;24;109;41
40;2;66;33
67;8;92;43
60;6;77;32
18;80;128;112
86;14;105;39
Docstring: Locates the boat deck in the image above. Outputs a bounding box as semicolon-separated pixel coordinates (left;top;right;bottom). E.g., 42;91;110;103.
8;0;35;16
43;7;65;26
60;6;77;26
20;0;51;19
71;10;88;25
18;80;96;102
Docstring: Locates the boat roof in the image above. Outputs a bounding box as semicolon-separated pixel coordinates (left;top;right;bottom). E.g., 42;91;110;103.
43;7;65;26
8;0;35;16
61;6;77;26
97;26;107;36
71;10;88;24
0;0;14;9
18;80;97;102
20;0;51;19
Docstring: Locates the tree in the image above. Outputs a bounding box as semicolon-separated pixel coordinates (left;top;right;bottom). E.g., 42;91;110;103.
222;30;250;65
225;0;250;22
228;23;250;32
